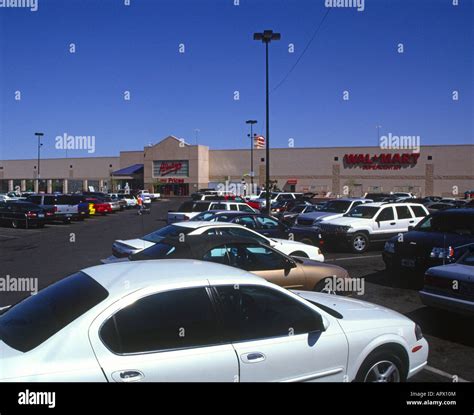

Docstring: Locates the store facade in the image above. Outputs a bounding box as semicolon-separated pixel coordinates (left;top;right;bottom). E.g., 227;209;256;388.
0;136;473;197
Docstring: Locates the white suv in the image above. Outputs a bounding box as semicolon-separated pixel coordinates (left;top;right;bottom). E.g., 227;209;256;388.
318;202;429;253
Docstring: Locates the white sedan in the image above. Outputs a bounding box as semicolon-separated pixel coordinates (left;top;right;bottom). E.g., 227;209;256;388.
108;221;324;262
0;260;428;382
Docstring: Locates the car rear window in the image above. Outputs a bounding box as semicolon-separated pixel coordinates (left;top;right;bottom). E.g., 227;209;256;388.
143;225;192;243
410;205;427;217
0;272;108;352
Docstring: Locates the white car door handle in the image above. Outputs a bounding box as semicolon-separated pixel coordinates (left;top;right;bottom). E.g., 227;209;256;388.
241;352;266;363
112;370;145;382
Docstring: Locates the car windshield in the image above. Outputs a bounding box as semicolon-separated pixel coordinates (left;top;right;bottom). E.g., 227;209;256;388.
345;206;380;219
0;272;108;352
143;225;193;243
321;201;352;213
459;249;474;266
191;211;218;221
416;215;474;235
290;205;307;213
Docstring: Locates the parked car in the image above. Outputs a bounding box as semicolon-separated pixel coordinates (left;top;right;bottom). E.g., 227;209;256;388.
118;194;138;209
107;221;324;261
0;260;428;382
391;192;415;200
137;190;160;201
83;198;113;216
317;203;429;253
363;192;392;202
383;209;474;277
129;235;349;292
424;201;457;213
419;245;474;316
167;200;257;224
0;201;48;228
251;192;303;210
290;198;373;246
26;194;81;223
190;211;290;239
278;203;321;225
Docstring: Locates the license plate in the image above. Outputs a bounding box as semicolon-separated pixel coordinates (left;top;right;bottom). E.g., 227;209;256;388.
401;258;416;268
38;214;44;218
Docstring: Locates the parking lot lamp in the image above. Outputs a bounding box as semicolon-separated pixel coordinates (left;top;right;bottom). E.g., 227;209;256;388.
35;132;44;191
253;30;281;214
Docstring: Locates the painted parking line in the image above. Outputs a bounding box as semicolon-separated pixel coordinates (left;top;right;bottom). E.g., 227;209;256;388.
326;255;382;262
424;365;469;382
0;234;19;240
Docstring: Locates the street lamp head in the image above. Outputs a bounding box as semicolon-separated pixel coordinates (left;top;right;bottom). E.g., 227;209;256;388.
34;132;44;137
246;120;258;125
253;30;281;43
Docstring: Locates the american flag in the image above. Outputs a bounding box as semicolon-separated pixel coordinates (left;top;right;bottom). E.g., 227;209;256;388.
254;135;265;149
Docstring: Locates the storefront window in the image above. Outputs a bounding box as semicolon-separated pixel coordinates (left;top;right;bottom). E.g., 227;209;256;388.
52;179;63;193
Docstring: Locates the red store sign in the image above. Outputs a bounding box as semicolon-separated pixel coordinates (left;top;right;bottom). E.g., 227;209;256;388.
343;153;420;170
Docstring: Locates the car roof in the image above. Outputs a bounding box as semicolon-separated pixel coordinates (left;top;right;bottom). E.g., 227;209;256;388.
134;235;267;260
170;221;243;229
83;259;261;296
432;208;474;216
360;202;426;207
330;198;368;202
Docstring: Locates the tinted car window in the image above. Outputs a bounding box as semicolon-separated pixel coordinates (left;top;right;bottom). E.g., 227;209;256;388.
143;225;192;243
234;216;256;228
215;285;323;342
255;216;279;229
345;206;379;218
239;204;254;213
217;227;268;244
0;272;108;352
396;206;412;219
43;196;56;205
376;207;395;221
411;205;427;217
229;204;238;211
100;288;220;354
178;201;195;212
27;196;42;205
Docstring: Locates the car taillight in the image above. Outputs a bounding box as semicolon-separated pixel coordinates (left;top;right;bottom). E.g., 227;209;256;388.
183;215;190;221
424;273;451;289
415;324;423;341
26;211;37;218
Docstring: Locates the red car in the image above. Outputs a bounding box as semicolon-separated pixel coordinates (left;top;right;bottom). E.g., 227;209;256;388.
84;198;112;215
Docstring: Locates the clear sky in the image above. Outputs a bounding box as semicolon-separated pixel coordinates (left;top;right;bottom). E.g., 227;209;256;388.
0;0;472;160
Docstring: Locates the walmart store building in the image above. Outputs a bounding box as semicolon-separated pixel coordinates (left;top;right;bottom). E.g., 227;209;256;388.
0;136;473;197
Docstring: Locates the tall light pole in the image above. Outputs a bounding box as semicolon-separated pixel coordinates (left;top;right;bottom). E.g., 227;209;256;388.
254;30;280;214
35;132;44;191
245;120;257;191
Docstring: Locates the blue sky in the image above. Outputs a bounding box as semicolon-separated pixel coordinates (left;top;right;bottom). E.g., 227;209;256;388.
0;0;472;160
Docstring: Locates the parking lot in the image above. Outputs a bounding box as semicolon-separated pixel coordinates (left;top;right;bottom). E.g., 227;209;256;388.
0;198;472;383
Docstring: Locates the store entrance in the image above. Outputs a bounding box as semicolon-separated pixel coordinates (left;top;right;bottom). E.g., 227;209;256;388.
157;183;189;197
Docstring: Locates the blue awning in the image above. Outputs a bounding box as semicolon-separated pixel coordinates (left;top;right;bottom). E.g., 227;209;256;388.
112;164;144;176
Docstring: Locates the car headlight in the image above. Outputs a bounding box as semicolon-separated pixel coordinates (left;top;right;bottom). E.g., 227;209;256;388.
384;241;395;253
430;246;454;259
